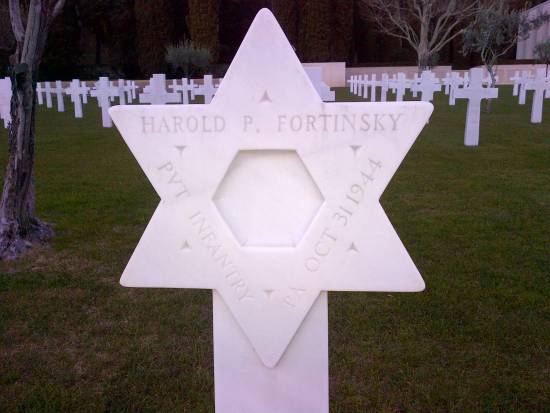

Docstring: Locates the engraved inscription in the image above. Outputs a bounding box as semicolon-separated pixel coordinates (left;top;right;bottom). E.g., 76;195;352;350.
140;112;404;135
277;113;403;133
142;115;226;134
157;162;190;198
189;211;253;301
305;158;382;272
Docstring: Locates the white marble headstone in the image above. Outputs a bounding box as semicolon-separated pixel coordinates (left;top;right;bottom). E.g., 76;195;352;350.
525;68;548;124
140;74;181;105
0;77;11;128
65;79;88;118
194;74;218;104
510;71;521;96
53;80;65;112
36;82;44;105
418;71;441;102
304;66;335;102
518;70;532;105
454;68;498;146
43;81;53;108
91;77;118;127
109;9;432;412
169;78;193;104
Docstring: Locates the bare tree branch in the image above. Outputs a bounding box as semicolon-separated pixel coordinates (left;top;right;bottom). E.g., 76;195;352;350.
8;0;25;43
52;0;65;19
363;0;479;69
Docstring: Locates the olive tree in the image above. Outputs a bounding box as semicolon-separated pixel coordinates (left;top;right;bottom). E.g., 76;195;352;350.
534;40;550;75
0;0;65;260
463;0;549;89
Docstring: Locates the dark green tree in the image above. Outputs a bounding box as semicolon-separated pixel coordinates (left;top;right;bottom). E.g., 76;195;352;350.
297;0;331;62
330;0;354;61
135;0;176;76
272;0;298;47
187;0;220;61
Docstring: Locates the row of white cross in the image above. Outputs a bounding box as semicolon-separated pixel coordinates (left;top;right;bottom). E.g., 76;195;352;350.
347;68;549;146
0;74;220;129
1;69;547;145
1;69;336;130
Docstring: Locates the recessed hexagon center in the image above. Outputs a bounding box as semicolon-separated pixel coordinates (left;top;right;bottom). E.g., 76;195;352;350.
213;150;324;247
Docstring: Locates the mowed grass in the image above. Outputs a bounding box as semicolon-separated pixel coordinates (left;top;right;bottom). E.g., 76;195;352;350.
0;87;549;412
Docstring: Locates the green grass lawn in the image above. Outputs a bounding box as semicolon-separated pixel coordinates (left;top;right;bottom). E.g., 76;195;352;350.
0;87;549;412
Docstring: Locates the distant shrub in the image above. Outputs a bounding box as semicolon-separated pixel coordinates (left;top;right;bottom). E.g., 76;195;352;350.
165;40;212;77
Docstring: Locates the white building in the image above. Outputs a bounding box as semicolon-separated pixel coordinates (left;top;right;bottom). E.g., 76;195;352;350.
516;0;550;60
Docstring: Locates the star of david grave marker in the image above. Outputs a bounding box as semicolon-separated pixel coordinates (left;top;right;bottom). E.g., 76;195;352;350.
110;9;432;412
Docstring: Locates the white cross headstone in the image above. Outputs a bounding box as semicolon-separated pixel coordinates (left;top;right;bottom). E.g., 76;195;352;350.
0;77;12;128
168;78;192;104
53;80;65;112
369;74;378;102
109;9;432;413
124;80;137;103
380;73;389;102
352;75;361;96
525;68;548;124
194;74;217;104
115;79;127;105
510;71;521;96
91;77;118;127
305;66;335;102
483;74;498;87
393;73;408;102
360;75;369;99
454;67;498;146
65;79;87;118
448;72;464;106
347;75;354;93
518;70;532;105
411;73;420;98
389;74;398;94
140;74;181;105
36;82;44;105
418;70;441;102
442;72;452;95
43;82;53;108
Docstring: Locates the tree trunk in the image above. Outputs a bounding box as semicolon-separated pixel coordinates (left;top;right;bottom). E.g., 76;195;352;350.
417;14;430;72
485;65;496;114
0;64;52;260
0;0;61;260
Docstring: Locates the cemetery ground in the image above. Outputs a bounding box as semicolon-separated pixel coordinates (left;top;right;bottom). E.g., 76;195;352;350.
0;88;548;413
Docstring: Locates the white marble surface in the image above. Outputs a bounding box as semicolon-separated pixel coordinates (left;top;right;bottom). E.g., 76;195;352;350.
111;8;431;412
